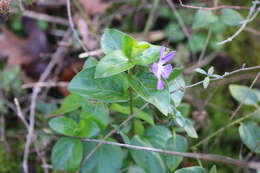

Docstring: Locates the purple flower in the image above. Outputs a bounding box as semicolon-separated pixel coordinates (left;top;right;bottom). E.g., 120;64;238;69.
152;46;175;90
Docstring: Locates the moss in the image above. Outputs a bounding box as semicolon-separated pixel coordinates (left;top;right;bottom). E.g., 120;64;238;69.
0;143;22;172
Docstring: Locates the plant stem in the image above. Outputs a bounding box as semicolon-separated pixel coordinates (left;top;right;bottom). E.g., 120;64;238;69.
192;111;256;149
143;0;160;40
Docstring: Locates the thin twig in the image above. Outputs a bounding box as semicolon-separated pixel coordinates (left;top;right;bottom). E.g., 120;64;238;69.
22;81;69;89
66;0;88;52
15;98;49;173
166;0;195;59
181;65;260;90
178;0;250;10
76;137;260;170
77;103;149;172
192;111;256;149
208;72;260;150
10;9;69;25
22;29;72;173
217;1;259;45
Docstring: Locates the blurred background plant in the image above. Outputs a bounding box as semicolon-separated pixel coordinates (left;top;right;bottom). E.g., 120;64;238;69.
0;0;259;173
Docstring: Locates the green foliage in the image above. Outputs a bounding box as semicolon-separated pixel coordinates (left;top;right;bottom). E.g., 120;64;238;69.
229;85;260;106
68;67;130;102
175;166;206;173
127;70;171;115
81;139;124;173
51;138;83;172
130;135;166;173
95;50;135;78
239;121;260;153
165;135;188;171
220;9;244;26
192;10;218;29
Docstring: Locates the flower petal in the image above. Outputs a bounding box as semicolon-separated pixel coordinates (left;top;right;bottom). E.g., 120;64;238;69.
159;45;166;62
152;63;160;79
162;51;175;64
157;79;164;90
161;64;173;80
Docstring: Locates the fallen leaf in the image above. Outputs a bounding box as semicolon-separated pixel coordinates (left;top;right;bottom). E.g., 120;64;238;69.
79;0;109;15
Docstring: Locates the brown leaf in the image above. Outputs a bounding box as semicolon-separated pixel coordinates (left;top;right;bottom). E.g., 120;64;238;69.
0;28;35;67
79;0;109;15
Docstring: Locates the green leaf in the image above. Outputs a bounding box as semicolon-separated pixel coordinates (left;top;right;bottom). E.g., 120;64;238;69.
175;166;206;173
53;94;86;114
51;138;82;172
165;135;188;171
169;76;185;107
81;102;109;131
183;119;198;138
133;43;161;65
195;68;207;75
76;119;100;138
81;139;123;173
239;121;260;153
209;165;217;173
168;68;183;82
83;57;98;69
95;50;135;78
144;125;172;149
220;8;244;26
127;166;146;173
130;136;166;173
109;103;154;125
127;72;171;115
170;107;198;138
122;34;149;59
134;119;145;135
166;23;185;43
211;20;227;33
101;29;126;54
122;34;137;58
68;67;129;102
49;117;77;136
229;85;258;106
203;77;210;89
192;10;218;29
188;33;207;52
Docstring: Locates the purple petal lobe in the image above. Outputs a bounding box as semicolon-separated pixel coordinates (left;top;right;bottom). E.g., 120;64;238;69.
152;63;160;79
162;51;175;64
157;79;164;90
159;46;166;62
161;64;173;80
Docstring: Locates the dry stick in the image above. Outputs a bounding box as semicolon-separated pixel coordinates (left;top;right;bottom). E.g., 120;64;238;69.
217;1;259;45
66;0;88;52
77;103;149;172
166;0;196;59
15;98;49;173
235;142;260;173
78;138;260;170
208;72;260;150
178;0;250;10
22;29;72;173
22;81;69;89
10;9;69;25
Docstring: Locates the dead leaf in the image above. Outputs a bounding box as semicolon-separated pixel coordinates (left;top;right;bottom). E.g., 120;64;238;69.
79;0;109;15
0;27;35;67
